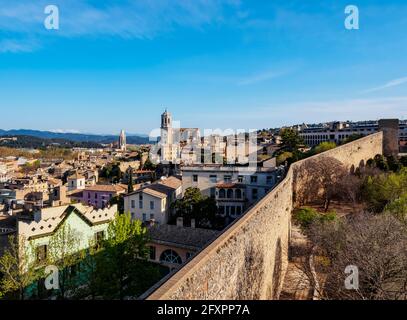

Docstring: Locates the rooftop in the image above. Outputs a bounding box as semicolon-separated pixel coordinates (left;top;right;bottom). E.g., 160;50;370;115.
148;224;220;250
84;184;127;193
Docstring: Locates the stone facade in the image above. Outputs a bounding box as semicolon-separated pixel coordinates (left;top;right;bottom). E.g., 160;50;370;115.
146;132;383;300
378;119;399;157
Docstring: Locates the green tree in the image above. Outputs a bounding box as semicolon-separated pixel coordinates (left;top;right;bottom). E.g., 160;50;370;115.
100;163;123;183
142;158;156;170
0;235;39;300
171;188;221;229
314;142;336;154
362;168;407;212
385;193;407;223
95;213;150;299
280;128;304;151
109;195;124;214
294;207;337;230
48;224;82;299
276;151;293;166
127;167;134;193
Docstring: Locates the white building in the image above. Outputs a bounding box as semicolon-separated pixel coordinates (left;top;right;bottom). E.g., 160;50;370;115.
298;120;407;148
181;164;284;219
17;203;117;265
67;172;86;191
123;176;182;225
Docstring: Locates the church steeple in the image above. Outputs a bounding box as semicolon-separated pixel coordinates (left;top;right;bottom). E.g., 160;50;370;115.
118;129;126;151
161;109;172;129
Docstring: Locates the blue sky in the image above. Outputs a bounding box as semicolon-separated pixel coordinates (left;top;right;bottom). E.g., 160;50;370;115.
0;0;406;134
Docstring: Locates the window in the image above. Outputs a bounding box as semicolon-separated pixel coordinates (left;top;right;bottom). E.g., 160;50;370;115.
235;189;242;199
142;213;147;222
131;200;135;209
219;189;226;198
267;176;273;185
95;231;105;247
94;193;98;199
149;246;156;260
150;201;154;210
150;213;155;220
236;206;242;215
36;245;47;264
250;176;258;183
252;188;258;200
227;189;233;199
209;187;215;198
231;206;236;216
139;200;143;209
238;175;244;183
209;175;217;183
186;252;194;260
139;194;143;200
160;250;182;265
224;175;232;183
193;175;198;182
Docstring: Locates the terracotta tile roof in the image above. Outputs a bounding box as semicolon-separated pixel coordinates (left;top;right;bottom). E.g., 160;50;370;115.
67;190;83;197
159;176;182;190
142;188;167;199
148;224;220;250
85;184;127;193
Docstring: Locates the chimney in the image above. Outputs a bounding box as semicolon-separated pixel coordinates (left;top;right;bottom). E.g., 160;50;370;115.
190;219;196;228
176;217;183;227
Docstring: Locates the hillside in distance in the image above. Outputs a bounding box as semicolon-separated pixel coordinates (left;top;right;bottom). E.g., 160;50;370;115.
0;129;150;145
0;135;103;149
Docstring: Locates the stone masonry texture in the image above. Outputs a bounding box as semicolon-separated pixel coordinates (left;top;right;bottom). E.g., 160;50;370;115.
146;132;383;300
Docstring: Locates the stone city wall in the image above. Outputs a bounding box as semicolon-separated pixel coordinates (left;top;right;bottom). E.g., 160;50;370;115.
146;132;383;300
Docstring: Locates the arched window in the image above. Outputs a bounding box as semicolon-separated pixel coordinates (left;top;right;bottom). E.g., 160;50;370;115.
235;189;242;199
160;250;182;265
219;189;226;198
227;189;233;199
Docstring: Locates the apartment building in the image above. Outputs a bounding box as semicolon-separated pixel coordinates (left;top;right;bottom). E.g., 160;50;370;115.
123;176;182;225
298;120;407;148
181;164;284;219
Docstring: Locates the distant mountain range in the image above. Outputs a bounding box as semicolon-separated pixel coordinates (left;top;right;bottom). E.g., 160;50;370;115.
0;129;150;145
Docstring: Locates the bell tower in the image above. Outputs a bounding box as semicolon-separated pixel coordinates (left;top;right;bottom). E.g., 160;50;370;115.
161;110;173;145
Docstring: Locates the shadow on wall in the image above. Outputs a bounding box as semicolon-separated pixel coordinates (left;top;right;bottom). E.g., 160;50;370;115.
235;240;265;300
271;238;283;299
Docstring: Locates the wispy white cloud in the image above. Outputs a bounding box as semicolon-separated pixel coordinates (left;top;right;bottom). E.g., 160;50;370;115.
362;77;407;93
0;0;241;49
